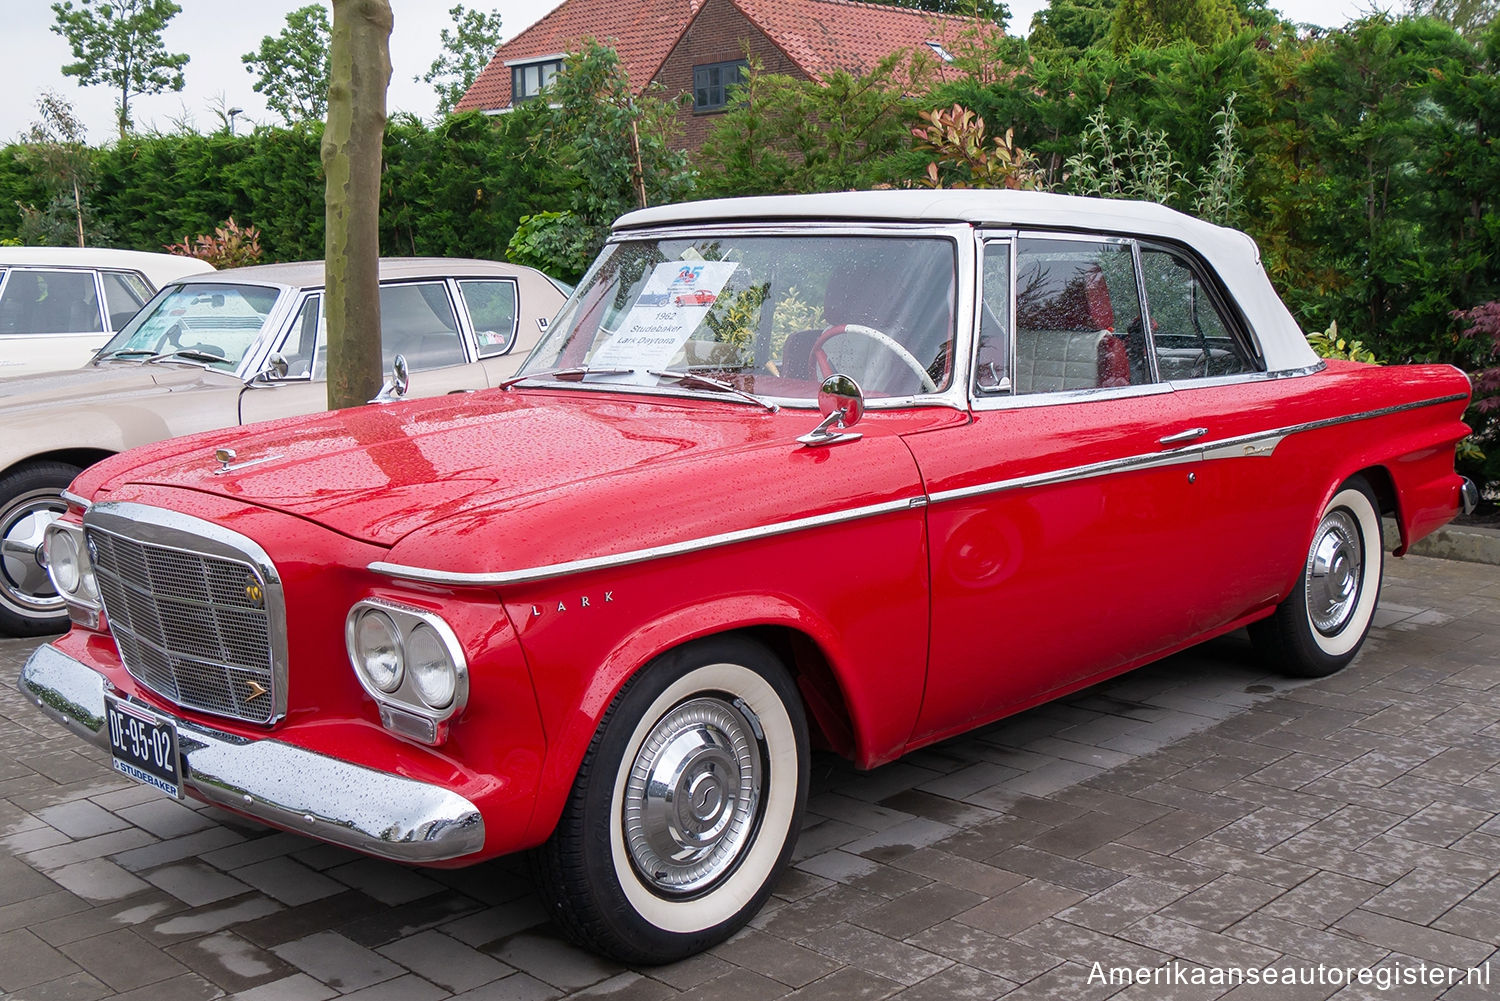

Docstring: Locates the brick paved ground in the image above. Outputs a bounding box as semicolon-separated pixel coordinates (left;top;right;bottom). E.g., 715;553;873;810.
1;554;1497;1001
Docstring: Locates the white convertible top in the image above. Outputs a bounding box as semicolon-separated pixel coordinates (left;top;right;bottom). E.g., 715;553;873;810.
616;190;1320;374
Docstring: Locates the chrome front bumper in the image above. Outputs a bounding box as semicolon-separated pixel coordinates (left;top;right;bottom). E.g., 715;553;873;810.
18;644;485;863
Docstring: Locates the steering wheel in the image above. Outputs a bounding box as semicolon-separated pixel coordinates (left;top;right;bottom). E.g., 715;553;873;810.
812;324;937;394
151;320;186;354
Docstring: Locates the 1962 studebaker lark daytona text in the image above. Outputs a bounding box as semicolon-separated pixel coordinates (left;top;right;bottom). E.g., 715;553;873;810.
19;191;1477;961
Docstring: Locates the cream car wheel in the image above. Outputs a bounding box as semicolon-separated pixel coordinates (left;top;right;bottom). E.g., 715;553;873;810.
538;637;807;963
0;462;79;637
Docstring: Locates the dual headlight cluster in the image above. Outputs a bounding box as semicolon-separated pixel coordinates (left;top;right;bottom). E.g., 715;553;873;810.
43;521;101;628
345;599;468;745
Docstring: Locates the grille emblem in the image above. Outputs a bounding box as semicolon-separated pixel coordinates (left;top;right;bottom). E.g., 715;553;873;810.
245;583;264;606
244;680;269;703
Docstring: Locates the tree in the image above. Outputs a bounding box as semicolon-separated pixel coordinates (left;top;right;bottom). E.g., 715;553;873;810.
50;0;189;139
863;0;1011;24
505;41;691;281
1107;0;1240;51
1409;0;1498;38
422;5;504;114
323;0;393;410
13;92;109;247
243;5;331;124
1027;0;1118;53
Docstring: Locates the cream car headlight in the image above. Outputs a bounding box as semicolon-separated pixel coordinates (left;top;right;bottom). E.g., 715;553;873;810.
352;608;404;693
345;599;468;745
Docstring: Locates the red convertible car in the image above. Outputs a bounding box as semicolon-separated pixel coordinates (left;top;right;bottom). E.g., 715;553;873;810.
19;191;1475;962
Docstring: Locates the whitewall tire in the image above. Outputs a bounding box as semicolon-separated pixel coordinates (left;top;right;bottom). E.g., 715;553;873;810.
537;636;808;962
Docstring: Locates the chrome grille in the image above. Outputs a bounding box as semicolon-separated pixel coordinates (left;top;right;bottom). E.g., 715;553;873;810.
88;527;277;724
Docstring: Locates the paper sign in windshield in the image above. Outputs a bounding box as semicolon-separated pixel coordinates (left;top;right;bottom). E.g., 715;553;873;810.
591;261;738;370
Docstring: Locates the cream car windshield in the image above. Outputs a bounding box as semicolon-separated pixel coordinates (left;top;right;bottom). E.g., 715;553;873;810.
96;282;283;371
518;234;958;403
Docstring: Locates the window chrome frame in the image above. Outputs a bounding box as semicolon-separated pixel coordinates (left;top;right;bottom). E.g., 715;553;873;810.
455;276;522;359
511;221;978;413
1135;236;1264;380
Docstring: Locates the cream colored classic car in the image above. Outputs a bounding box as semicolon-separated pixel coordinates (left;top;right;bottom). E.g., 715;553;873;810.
0;257;567;635
0;247;216;376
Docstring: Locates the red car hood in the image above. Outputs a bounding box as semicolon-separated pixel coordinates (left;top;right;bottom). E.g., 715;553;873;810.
86;388;955;576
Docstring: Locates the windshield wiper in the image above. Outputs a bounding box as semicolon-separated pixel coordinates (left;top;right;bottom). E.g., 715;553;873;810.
95;348;157;361
647;369;778;412
146;348;230;366
498;365;634;389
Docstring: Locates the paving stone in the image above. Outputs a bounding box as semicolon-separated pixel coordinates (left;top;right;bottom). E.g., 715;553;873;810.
749;883;883;940
34;800;131;840
1011;917;1169;971
889;848;1027;897
1158;874;1298;933
57;926;189;992
270;930;404;992
377;928;514;992
110;826;245;872
104;971;224;1001
1387;803;1492;847
1055;877;1188;933
800;921;950;985
955;878;1086;938
710;927;838;988
887;963;1016;1001
47;857;151;903
1223;912;1387;968
842;816;959;863
1363;868;1488;925
442;897;551;947
490;932;624;992
1118;812;1231;854
1117;914;1282;969
646;952;733;990
10;969;114;1001
781;967;903;1001
1258;872;1382;928
0;928;85;992
229;858;346;908
1081;843;1218;890
22;829;158;872
31;892;183;946
164;929;297;994
145;859;254;907
675;967;788;1001
337;973;450;1001
906;919;1062;982
327;858;446;907
852;880;986;940
1333;909;1493;968
143;895;284;944
226;972;338;1001
0;890;91;936
1172;840;1319;888
113;798;219;839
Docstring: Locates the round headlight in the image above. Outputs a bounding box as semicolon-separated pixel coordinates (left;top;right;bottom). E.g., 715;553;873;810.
354;609;404;693
407;623;455;708
44;529;81;595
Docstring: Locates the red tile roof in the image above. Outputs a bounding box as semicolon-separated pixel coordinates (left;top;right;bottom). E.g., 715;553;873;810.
455;0;705;112
457;0;998;112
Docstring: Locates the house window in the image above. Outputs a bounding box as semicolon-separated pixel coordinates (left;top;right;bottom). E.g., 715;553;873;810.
693;60;748;112
511;59;562;103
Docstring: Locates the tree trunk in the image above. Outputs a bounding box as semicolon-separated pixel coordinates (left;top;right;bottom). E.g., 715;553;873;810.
323;0;393;410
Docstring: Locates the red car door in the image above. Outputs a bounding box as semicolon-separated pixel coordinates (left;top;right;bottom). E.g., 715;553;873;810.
903;234;1214;747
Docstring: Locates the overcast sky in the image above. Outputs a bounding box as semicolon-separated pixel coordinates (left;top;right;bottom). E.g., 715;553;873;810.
2;0;1398;143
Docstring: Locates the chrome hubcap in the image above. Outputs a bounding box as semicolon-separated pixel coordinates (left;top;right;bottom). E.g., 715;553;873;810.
623;696;763;896
1306;509;1362;635
0;489;66;615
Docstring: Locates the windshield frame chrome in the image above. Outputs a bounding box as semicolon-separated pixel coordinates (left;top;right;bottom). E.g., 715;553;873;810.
514;221;978;412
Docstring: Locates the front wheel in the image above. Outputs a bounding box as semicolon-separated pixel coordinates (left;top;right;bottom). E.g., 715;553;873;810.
0;461;81;637
537;636;808;963
1251;477;1383;678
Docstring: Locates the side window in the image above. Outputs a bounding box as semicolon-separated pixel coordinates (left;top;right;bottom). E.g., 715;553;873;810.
101;271;149;330
0;270;103;335
974;241;1011;393
277;294;323;379
380;282;467;372
1139;246;1258;380
459;280;518;357
1014;239;1146;395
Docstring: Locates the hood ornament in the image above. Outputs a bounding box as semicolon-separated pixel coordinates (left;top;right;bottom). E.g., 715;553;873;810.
211;446;283;476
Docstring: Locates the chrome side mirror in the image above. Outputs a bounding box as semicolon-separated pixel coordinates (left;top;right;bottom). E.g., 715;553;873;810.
371;354;410;404
246;352;290;386
797;374;864;447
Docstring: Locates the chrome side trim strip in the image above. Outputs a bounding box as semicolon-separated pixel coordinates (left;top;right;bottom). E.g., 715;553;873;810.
370;392;1467;589
369;496;925;586
929;393;1468;506
18;644;485;863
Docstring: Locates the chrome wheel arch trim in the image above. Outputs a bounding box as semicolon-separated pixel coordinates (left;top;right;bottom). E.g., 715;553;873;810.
369;392;1467;588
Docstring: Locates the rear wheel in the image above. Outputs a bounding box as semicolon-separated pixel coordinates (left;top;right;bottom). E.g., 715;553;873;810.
1252;477;1383;678
0;461;80;637
537;636;808;963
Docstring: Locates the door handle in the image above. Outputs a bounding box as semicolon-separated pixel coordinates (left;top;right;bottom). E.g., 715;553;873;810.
1159;427;1208;446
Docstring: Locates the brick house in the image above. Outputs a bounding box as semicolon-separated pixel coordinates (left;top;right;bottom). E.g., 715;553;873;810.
455;0;997;150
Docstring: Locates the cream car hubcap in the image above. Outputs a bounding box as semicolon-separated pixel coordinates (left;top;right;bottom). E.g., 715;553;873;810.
1306;509;1362;635
623;696;763;896
0;489;66;615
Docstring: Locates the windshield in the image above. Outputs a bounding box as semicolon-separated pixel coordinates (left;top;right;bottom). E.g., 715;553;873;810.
518;233;957;403
96;282;284;371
